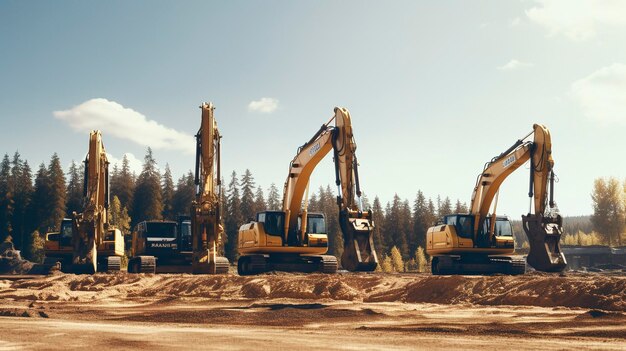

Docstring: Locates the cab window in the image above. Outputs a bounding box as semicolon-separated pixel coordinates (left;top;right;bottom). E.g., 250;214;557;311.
445;215;473;239
61;222;73;239
306;215;326;234
261;212;284;237
494;218;513;237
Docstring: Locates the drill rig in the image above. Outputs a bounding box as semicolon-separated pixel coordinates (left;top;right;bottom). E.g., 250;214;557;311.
190;102;229;274
237;107;378;275
426;124;567;275
70;130;124;274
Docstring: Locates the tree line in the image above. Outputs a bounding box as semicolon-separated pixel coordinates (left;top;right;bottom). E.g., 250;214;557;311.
1;148;624;265
586;177;626;246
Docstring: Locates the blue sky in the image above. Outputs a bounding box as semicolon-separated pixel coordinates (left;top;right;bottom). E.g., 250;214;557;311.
1;1;626;216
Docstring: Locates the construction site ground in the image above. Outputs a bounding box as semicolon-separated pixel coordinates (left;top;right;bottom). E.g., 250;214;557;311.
0;271;625;350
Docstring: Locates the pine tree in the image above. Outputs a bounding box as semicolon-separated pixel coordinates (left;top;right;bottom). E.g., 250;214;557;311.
438;196;452;218
380;255;393;273
371;196;386;255
383;201;393;251
254;186;266;214
390;246;404;272
384;194;409;257
415;246;428;272
427;199;436;227
23;230;45;263
224;171;242;261
240;169;256;222
65;160;83;217
29;163;51;234
46;153;67;232
161;164;175;220
132;148;163;225
321;185;343;257
109;195;131;234
111;154;135;212
171;171;195;217
412;191;428;257
308;193;319;211
0;154;14;243
11;155;33;250
454;199;468;213
399;199;412;259
266;183;281;210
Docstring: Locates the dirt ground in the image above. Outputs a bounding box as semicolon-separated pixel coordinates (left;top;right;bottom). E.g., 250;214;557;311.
0;272;625;350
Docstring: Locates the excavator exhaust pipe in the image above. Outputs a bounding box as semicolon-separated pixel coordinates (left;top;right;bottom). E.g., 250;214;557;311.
522;213;567;272
339;211;378;272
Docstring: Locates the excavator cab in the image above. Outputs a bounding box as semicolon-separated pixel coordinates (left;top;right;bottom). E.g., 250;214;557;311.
45;219;73;251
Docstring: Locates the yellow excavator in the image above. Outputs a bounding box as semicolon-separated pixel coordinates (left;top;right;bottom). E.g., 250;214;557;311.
237;107;378;275
190;102;230;274
45;131;124;274
128;102;229;274
426;124;567;275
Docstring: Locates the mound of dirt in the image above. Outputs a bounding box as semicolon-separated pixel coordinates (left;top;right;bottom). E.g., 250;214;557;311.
0;242;34;274
399;274;626;311
1;272;625;311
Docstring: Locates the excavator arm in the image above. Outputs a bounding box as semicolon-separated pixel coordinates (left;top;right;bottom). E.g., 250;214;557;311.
71;130;109;274
281;107;378;271
469;124;566;272
190;102;229;274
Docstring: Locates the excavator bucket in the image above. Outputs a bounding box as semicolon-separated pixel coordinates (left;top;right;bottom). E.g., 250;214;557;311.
339;211;378;272
522;213;567;272
71;216;98;274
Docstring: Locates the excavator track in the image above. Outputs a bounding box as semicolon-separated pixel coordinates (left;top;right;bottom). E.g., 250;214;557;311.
105;256;121;272
432;255;526;275
238;254;339;275
319;255;339;274
238;255;267;276
128;256;156;274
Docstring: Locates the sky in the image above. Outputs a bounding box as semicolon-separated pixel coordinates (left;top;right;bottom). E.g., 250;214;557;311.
1;0;626;217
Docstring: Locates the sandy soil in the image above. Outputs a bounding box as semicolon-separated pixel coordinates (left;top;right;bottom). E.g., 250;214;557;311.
0;272;625;350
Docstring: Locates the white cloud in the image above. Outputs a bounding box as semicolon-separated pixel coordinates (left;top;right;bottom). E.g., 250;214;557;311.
107;152;144;175
497;59;534;71
526;0;626;41
54;98;195;155
510;17;521;27
248;97;279;113
571;63;626;124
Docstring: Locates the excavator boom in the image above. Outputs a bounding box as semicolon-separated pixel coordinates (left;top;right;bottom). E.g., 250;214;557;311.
70;130;123;274
190;102;229;274
522;125;566;271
